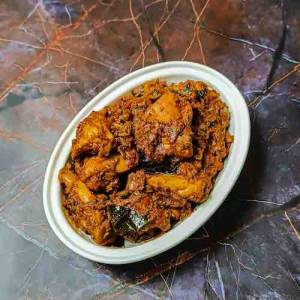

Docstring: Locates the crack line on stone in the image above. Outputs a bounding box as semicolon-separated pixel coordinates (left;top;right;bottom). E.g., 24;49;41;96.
141;0;166;62
284;211;300;240
264;1;288;91
200;26;298;65
0;2;100;104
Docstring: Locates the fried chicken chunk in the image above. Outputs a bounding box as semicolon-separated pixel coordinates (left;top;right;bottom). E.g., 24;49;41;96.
134;92;194;162
75;155;131;192
71;111;114;160
59;164;115;245
147;174;209;203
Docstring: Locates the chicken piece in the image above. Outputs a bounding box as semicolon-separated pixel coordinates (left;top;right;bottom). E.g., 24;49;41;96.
145;92;181;123
59;164;116;245
59;163;95;203
76;155;132;192
134;92;194;162
58;163;77;194
147;174;208;203
77;156;119;192
71;111;114;160
125;170;187;207
67;204;115;245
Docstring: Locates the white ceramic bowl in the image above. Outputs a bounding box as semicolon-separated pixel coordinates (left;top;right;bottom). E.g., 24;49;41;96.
43;61;250;264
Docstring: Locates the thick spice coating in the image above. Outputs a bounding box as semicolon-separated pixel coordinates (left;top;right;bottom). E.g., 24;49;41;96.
59;163;115;245
59;79;233;246
134;92;194;162
71;111;114;160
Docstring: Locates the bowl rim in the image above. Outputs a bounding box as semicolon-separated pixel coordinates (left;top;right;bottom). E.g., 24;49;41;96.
43;61;250;264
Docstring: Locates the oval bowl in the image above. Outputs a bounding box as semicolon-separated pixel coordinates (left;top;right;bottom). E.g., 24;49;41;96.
43;61;250;264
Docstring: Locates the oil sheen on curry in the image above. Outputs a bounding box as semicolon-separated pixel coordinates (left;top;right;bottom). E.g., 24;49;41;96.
59;80;233;246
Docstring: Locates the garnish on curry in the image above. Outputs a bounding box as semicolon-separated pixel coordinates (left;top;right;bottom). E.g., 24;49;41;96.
59;80;233;246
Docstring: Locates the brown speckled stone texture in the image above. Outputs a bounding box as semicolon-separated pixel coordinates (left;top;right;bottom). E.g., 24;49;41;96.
0;1;299;299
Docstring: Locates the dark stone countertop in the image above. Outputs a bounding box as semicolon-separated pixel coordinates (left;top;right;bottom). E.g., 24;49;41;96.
0;1;299;299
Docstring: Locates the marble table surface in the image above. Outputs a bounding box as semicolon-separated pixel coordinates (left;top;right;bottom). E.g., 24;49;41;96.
0;1;299;299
